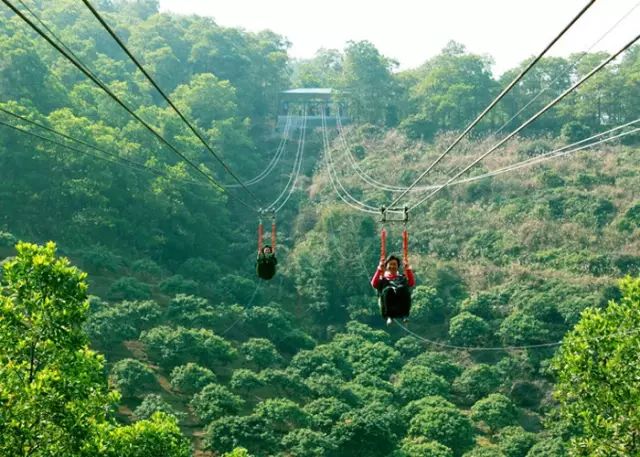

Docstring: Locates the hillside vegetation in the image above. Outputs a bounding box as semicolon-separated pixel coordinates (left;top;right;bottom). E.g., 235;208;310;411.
1;1;639;456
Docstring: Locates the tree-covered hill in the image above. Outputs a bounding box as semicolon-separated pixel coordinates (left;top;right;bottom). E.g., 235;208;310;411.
1;1;639;456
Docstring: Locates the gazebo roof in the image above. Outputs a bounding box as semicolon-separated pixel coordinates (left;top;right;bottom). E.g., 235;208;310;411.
281;88;333;95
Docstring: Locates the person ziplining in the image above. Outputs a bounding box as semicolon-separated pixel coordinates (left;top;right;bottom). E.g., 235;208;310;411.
370;207;415;324
256;212;278;280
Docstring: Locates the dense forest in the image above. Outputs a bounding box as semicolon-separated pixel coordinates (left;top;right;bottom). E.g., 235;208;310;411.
1;1;640;456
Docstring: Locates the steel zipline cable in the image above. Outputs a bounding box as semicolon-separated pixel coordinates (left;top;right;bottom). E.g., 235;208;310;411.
266;109;308;213
0;119;185;175
321;110;386;214
227;114;294;188
388;0;598;209
0;0;270;211
80;0;262;206
494;0;640;137
408;31;640;212
332;1;640;195
0;106;209;187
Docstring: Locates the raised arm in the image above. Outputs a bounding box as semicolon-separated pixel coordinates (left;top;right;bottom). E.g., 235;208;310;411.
404;265;415;287
371;262;385;289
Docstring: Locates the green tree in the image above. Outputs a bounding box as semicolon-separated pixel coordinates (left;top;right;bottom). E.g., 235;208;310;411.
448;312;491;346
105;412;191;457
255;398;310;433
109;358;156;398
341;40;397;125
411;285;449;322
408;405;475;456
190;383;244;423
497;426;537;457
395;365;449;403
553;277;640;455
140;326;235;370
403;41;497;136
331;402;401;457
397;437;454;457
241;337;283;370
0;242;116;456
133;393;182;421
304;397;352;433
453;364;501;405
281;428;336;457
170;362;216;395
470;394;518;434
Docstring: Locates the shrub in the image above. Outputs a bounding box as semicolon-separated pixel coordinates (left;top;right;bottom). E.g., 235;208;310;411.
107;276;151;301
170;363;217;395
159;275;199;296
110;358;156;398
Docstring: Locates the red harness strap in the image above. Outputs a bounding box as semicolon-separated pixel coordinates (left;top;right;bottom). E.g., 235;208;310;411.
380;228;387;262
271;221;277;254
258;221;264;254
402;229;409;265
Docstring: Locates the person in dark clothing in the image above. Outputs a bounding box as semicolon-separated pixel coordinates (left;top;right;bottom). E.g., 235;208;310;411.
256;245;277;280
371;254;415;324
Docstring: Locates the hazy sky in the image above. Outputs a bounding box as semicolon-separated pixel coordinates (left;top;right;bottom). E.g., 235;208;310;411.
159;0;639;76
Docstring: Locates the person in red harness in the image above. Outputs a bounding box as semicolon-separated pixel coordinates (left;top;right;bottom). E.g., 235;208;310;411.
371;255;415;324
371;226;415;324
256;214;277;280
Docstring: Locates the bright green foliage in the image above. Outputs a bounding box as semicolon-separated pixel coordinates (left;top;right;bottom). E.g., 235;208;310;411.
254;398;310;432
229;368;264;394
303;397;352;433
448;311;491;346
460;292;503;320
105;412;191;457
408;352;463;381
190;383;244;422
258;369;310;400
498;312;550;346
395;364;449;402
0;242;116;456
2;2;640;455
133;393;182;421
204;415;277;455
281;428;336;457
290;348;347;379
394;336;424;358
403;41;497;136
453;364;501;405
342;339;403;378
341;40;397;125
241;338;283;370
461;447;504;457
553;277;640;455
169;362;216;395
397;437;454;457
408;404;475;456
222;448;254;457
331;402;402;457
85;300;162;348
411;285;449;322
497;426;537;457
401;396;457;424
470;394;518;434
140;326;235;370
525;437;567;457
110;358;156;398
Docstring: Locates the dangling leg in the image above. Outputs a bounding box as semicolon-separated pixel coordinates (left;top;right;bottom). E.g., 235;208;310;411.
396;286;412;321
